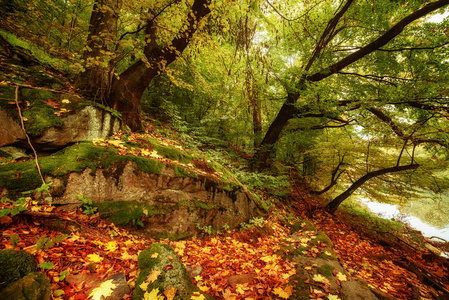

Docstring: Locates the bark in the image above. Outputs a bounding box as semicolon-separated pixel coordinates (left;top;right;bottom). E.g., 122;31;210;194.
108;0;211;131
253;0;449;168
326;164;419;214
77;0;118;100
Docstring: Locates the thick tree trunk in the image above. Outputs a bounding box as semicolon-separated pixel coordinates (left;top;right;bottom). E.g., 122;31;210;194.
77;0;118;99
108;0;211;131
326;164;419;214
253;0;449;169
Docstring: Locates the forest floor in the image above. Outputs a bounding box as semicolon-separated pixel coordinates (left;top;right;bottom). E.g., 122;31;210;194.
1;179;449;300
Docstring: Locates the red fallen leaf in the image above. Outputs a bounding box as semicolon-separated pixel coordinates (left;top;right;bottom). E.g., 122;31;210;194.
74;293;88;300
45;99;60;108
304;279;310;284
165;265;173;271
15;172;20;178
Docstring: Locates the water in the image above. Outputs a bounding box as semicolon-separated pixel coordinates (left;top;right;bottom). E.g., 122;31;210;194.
359;198;449;241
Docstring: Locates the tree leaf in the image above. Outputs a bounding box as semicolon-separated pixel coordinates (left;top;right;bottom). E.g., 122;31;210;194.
89;279;117;300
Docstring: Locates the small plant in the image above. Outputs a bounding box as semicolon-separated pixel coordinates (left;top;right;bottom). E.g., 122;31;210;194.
0;197;29;217
77;194;97;215
240;217;265;230
196;222;214;236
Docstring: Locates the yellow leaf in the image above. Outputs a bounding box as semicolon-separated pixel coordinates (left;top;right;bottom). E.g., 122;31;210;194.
61;99;70;104
105;241;118;252
190;292;206;300
146;270;162;283
87;253;103;263
163;286;177;300
121;251;137;260
273;285;293;299
89;279;116;300
144;288;164;300
198;284;209;292
312;274;330;285
194;275;203;281
336;272;347;281
151;253;159;258
328;294;341;300
140;282;149;292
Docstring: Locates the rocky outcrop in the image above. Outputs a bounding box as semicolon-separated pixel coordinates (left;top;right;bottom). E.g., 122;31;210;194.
0;86;121;151
44;161;263;237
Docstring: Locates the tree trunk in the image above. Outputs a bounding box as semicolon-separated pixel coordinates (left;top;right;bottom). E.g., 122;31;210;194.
108;0;211;131
253;0;449;169
77;0;118;100
326;164;419;214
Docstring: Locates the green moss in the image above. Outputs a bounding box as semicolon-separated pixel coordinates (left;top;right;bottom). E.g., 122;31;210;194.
173;165;193;178
0;86;16;110
292;246;308;256
77;101;122;118
194;199;220;210
0;142;164;192
22;100;64;136
317;265;334;278
251;193;269;211
291;220;317;234
311;231;332;248
97;201;167;227
1;272;51;300
0;250;37;291
0;149;11;158
134;243;206;300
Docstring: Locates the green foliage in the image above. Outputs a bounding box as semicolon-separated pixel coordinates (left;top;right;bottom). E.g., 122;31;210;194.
240;217;265;230
97;201;166;227
77;194;97;215
38;261;54;270
35;234;69;251
0;197;28;217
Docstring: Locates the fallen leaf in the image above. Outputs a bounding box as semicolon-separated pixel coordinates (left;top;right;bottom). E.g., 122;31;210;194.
273;285;293;299
190;292;206;300
163;286;177;300
146;270;162;283
89;279;116;300
144;288;164;300
312;274;330;285
87;253;103;263
336;272;347;281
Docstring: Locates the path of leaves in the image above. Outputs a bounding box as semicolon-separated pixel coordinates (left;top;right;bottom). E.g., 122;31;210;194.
288;187;449;300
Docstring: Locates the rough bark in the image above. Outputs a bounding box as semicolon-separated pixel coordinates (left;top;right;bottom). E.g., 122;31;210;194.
253;0;449;168
77;0;118;100
326;164;419;214
108;0;211;131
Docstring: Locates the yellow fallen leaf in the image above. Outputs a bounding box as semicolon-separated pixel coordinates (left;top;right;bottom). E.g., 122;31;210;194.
273;285;293;299
163;286;177;300
151;253;159;258
190;292;206;300
328;294;341;300
140;282;149;292
89;279;116;300
87;253;103;263
146;270;162;283
336;272;347;281
312;274;330;285
105;241;118;252
144;288;164;300
194;275;203;281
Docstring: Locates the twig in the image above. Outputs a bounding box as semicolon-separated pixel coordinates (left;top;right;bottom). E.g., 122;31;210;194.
14;85;46;185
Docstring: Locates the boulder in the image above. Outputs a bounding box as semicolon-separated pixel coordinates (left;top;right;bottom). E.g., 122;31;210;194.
133;243;213;300
0;250;37;291
0;86;121;151
1;272;51;300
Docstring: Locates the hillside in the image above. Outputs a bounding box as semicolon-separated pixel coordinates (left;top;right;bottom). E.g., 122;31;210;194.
0;22;449;300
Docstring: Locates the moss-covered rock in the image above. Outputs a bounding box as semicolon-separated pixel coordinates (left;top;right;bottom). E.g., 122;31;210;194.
0;250;37;291
133;244;212;300
1;272;51;300
290;220;317;234
0;142;164;192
